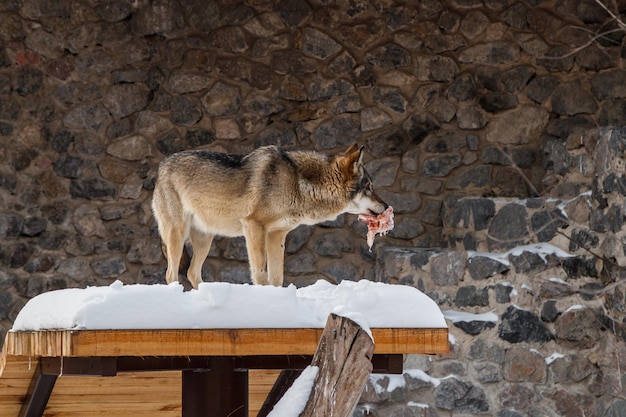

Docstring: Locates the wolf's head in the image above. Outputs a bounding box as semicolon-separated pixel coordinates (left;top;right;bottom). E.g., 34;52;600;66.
338;143;389;216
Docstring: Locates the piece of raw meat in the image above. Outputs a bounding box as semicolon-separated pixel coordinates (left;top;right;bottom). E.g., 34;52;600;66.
358;206;394;251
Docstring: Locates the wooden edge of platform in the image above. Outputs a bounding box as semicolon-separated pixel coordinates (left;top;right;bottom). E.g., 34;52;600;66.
3;327;449;358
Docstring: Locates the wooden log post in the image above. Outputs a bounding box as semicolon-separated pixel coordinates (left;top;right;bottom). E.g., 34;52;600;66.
300;313;375;417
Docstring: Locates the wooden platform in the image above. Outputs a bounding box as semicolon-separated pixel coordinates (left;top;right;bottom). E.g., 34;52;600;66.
0;327;448;417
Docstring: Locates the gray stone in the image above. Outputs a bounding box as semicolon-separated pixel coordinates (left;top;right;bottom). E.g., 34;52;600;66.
254;127;297;148
312;114;359;149
455;285;490;307
456;105;488;129
479;91;518;112
495;283;514;303
468;256;509;280
70;178;117;200
22;217;46;237
537;45;574;72
488;204;529;251
1;243;35;269
402;113;440;144
435;377;489;413
454;320;496;335
361;108;392;132
503;347;546;383
202;82;241;116
430;251;466;286
365;43;411;69
445;198;495;230
467;338;506;363
218;264;251;284
307;76;354;101
591;70;626;99
302;27;341;60
458;41;520;64
498;384;535;411
562;256;598;279
377;190;420;214
448;166;492;190
243;94;285;117
53;155;84;178
498;305;554;343
373;86;406;113
167;71;211;94
0;213;23;238
541;300;559;322
131;0;185;36
364;157;400;187
475;362;503;383
321;263;358;283
550;354;592;384
460;10;489;39
312;231;353;257
509;251;547;274
276;0;311;28
208;26;248;54
446;73;476;102
551;81;598;115
423;154;462;177
576;44;614;71
427;96;457;122
272;50;316;75
171;96;202;126
527;75;557;103
599;99;626;126
604;400;626;417
425;131;467;153
63;103;109;131
531;210;568;242
389;217;424;240
104;83;149;119
415;55;460;82
285;252;317;274
425;33;466;53
107;136;151;161
91;256;127;278
96;2;132;22
16;66;43;96
485;105;549;145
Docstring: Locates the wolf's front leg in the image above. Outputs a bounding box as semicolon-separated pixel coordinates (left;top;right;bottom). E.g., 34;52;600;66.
266;229;289;287
242;219;269;285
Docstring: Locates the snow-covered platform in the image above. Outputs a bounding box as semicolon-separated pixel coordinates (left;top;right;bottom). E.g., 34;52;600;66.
1;280;448;417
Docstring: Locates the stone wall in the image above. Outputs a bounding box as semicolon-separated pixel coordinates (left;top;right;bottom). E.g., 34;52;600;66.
367;128;626;416
1;0;626;415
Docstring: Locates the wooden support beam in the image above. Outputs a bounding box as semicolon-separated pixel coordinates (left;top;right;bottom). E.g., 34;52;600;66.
182;357;248;417
19;371;57;417
300;314;375;417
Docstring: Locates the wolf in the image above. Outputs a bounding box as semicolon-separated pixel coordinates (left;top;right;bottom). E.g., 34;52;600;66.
152;143;388;288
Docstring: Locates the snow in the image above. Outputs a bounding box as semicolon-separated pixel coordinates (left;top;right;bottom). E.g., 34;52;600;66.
266;365;318;417
11;279;447;332
545;353;565;364
467;242;574;266
442;309;498;323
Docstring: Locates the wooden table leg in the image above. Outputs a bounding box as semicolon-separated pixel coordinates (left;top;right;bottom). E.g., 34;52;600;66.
20;373;58;417
182;357;248;417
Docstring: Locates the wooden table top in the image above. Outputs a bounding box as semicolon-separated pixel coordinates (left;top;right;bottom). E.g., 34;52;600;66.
4;327;449;358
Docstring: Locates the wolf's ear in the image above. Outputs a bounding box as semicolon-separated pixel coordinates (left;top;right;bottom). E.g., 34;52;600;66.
340;144;363;176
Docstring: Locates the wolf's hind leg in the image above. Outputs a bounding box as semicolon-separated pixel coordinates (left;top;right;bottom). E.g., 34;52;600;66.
242;219;268;285
266;229;289;287
188;228;214;289
161;225;186;285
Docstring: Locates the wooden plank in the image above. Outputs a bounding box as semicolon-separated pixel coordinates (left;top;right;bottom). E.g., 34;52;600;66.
5;328;448;357
301;314;374;417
